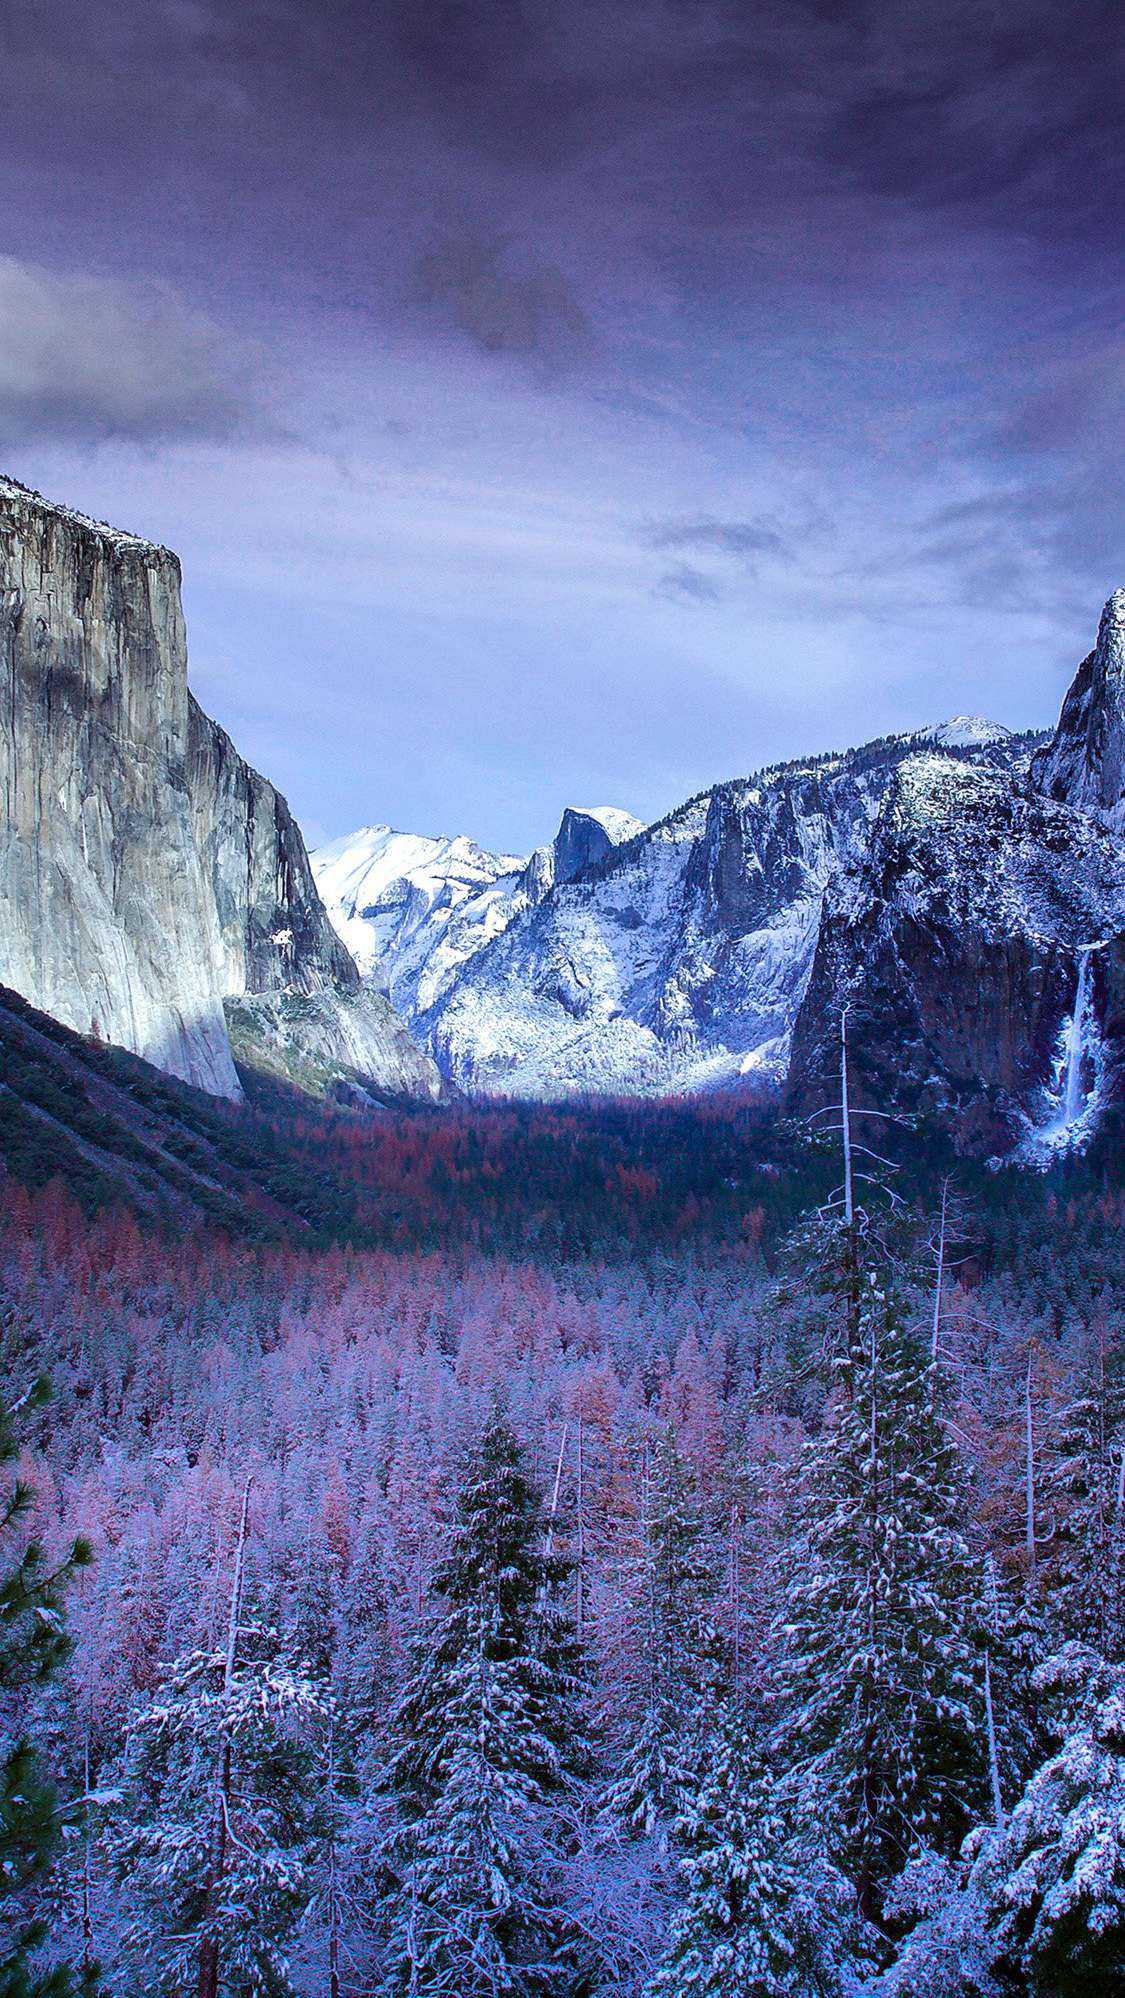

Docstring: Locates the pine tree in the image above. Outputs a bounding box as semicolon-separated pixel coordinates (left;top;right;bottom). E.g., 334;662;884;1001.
1039;1337;1125;1657
651;1697;859;1998
775;1273;999;1922
0;1376;94;1998
968;1641;1125;1996
894;1645;1125;1996
603;1430;722;1847
107;1488;330;1997
377;1408;587;1996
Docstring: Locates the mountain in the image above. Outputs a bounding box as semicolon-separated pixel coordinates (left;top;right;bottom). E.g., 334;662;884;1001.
311;803;643;1027
316;613;1125;1154
1031;587;1125;829
784;749;1125;1154
0;476;440;1105
320;723;1036;1104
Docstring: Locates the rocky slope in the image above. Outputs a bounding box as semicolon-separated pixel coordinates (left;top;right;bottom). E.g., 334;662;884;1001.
321;721;1027;1104
784;598;1125;1154
312;804;643;1028
0;476;439;1104
319;617;1125;1154
1031;588;1125;829
784;751;1125;1154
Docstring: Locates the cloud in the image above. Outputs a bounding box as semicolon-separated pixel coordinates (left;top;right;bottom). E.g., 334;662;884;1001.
413;238;590;359
654;562;725;605
0;256;263;449
645;514;789;562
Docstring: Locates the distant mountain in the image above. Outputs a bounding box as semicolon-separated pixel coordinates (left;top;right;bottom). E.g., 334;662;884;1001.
5;468;1122;1157
315;616;1125;1155
312;804;644;1025
0;476;441;1105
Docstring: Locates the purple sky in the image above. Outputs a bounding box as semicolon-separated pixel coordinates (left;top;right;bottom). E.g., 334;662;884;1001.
2;1;1122;852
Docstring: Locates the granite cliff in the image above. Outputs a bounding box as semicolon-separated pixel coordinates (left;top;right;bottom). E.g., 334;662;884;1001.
0;476;440;1104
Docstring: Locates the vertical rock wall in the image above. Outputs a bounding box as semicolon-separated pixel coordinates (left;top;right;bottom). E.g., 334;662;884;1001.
0;477;241;1095
0;476;440;1103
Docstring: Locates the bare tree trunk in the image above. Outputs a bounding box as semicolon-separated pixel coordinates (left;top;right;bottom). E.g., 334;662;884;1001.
984;1649;1005;1829
932;1177;949;1366
1025;1346;1038;1594
729;1499;743;1688
858;1297;880;1925
327;1725;342;1998
575;1414;585;1645
80;1730;94;1980
197;1477;252;1998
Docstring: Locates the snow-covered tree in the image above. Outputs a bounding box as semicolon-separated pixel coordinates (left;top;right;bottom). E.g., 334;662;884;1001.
651;1696;860;1998
0;1375;93;1998
376;1407;588;1996
775;1273;1001;1921
1039;1340;1125;1656
968;1642;1125;1994
885;1644;1125;1997
107;1484;329;1997
603;1430;722;1847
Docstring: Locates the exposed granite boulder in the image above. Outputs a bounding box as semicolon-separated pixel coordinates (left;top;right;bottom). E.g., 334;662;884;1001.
0;475;441;1104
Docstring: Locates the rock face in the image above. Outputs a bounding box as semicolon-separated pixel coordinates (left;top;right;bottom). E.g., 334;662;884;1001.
0;475;440;1103
1031;589;1125;828
311;804;643;1034
553;806;644;884
414;731;1044;1102
785;752;1125;1153
317;597;1125;1152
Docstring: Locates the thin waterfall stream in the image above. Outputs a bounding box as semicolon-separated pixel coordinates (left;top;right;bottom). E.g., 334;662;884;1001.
1061;946;1093;1127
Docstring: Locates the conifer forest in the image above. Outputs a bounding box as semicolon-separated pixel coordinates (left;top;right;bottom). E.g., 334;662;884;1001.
3;1088;1124;1997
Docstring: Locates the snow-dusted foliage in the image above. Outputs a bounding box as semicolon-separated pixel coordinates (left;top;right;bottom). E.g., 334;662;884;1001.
377;1412;587;1995
968;1645;1125;1993
601;1432;722;1848
774;1274;1016;1916
107;1637;329;1995
887;1647;1125;1996
652;1699;861;1998
4;1123;1125;1994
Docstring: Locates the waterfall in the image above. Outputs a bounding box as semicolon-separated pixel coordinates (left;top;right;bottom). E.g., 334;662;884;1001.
1062;947;1093;1126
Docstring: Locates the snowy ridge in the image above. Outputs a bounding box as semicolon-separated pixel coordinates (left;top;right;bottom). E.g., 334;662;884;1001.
319;717;1037;1105
313;592;1125;1148
312;805;644;1026
0;473;165;553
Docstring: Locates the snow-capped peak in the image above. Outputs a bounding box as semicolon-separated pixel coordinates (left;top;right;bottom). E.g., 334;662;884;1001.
562;806;645;844
924;716;1013;750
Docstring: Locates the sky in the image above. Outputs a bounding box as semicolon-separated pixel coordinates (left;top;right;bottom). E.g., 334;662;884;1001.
1;0;1122;854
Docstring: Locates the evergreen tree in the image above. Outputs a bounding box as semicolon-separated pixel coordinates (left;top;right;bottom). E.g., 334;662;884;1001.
1039;1341;1125;1657
603;1430;722;1846
652;1697;859;1998
890;1646;1125;1996
377;1408;587;1996
968;1642;1125;1996
0;1376;93;1998
107;1488;330;1998
775;1273;998;1921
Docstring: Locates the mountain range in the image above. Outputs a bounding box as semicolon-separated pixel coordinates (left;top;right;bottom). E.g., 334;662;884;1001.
2;471;1123;1158
312;593;1125;1155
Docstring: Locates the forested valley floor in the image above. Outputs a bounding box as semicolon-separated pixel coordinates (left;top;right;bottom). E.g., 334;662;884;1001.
2;1082;1124;1996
